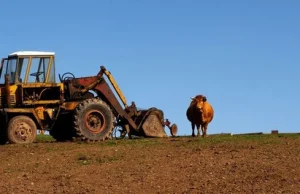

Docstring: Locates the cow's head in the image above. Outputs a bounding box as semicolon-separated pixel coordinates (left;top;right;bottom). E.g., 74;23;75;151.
190;95;207;112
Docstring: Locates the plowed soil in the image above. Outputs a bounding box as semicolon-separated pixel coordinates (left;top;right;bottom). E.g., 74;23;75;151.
0;134;300;194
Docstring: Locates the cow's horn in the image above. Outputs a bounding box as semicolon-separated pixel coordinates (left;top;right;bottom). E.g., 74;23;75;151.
190;96;195;100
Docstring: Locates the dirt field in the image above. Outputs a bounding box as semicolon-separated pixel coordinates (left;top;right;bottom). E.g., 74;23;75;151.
0;134;300;194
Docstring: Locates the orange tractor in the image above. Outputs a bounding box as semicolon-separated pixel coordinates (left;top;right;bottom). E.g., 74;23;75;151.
0;51;177;144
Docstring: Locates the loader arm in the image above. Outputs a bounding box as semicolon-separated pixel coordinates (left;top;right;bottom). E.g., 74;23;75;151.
96;67;176;137
65;67;138;131
93;79;138;130
100;66;128;108
63;65;177;138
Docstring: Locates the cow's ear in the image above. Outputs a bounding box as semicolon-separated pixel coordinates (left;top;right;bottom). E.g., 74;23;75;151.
203;96;207;102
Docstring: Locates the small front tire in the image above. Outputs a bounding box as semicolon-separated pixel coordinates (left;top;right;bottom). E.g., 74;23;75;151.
7;115;37;144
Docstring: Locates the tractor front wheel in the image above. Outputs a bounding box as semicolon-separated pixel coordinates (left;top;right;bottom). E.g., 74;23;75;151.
7;115;37;144
73;98;114;142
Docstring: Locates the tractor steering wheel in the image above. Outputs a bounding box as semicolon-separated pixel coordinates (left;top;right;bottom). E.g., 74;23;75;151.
59;72;75;82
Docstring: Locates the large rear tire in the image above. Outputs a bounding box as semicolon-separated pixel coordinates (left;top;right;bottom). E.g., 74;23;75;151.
73;98;114;142
7;115;37;144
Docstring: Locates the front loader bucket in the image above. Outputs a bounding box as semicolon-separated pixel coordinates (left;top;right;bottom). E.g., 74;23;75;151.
136;108;168;138
142;113;168;137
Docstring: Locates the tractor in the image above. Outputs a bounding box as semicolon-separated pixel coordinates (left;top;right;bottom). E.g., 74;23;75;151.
0;51;177;144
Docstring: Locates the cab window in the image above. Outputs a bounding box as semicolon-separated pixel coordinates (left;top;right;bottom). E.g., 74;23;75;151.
16;57;29;83
28;57;50;83
6;58;17;83
48;59;55;83
0;59;7;84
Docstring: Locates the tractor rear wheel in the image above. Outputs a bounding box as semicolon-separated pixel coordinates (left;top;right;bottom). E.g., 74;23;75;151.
7;115;37;144
73;98;114;141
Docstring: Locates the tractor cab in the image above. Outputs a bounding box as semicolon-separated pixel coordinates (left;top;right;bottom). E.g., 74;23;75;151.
0;51;63;108
0;51;56;84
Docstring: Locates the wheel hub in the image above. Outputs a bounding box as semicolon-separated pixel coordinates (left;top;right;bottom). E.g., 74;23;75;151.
84;110;106;134
13;122;33;142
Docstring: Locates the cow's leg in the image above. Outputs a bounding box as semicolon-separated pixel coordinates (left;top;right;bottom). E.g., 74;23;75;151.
202;123;208;138
196;123;201;137
191;122;195;137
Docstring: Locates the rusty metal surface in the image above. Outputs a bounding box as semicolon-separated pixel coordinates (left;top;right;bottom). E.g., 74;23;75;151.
137;108;164;130
35;106;45;120
124;101;138;118
9;117;36;143
23;100;61;105
4;108;44;130
126;107;168;138
61;101;80;110
142;114;168;137
164;119;178;137
101;66;128;107
170;124;178;137
84;109;106;134
58;66;179;139
0;60;178;141
112;103;178;138
66;75;138;131
0;52;179;143
64;76;99;101
94;81;138;130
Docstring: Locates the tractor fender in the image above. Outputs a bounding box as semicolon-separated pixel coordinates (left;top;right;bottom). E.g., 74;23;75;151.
3;108;44;130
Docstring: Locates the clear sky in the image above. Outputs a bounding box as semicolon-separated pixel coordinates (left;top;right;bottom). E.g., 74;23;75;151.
1;0;300;136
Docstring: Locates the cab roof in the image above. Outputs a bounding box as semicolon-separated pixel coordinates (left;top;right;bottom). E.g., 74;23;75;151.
8;51;55;57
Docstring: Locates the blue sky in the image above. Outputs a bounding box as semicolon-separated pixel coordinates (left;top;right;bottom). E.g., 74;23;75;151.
1;0;300;135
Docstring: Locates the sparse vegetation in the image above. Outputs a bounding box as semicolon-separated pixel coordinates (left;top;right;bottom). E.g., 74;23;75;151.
36;134;55;142
1;133;299;193
77;153;92;165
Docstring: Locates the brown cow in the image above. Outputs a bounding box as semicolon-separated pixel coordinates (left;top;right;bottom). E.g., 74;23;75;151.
186;94;214;137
